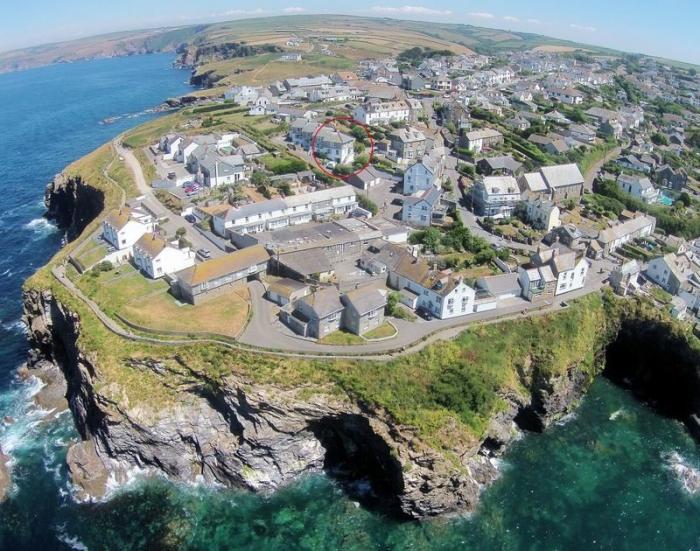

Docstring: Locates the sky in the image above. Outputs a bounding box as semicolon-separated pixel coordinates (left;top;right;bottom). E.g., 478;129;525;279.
0;1;698;65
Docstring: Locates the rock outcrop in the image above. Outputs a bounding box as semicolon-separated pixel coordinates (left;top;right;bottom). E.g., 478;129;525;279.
44;173;104;241
0;446;9;503
22;284;604;519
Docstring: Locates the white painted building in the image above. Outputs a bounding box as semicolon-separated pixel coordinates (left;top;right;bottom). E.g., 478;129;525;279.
403;155;444;195
353;100;410;125
133;234;195;279
389;258;476;319
525;197;560;231
616;174;660;204
531;247;589;296
212;185;358;236
102;207;155;253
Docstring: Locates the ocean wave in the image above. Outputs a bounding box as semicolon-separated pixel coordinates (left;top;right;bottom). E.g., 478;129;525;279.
1;318;27;335
55;525;89;551
662;451;700;496
23;217;58;237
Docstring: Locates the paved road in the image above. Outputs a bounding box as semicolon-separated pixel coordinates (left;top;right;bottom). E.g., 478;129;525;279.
239;258;611;355
115;139;225;258
584;146;622;192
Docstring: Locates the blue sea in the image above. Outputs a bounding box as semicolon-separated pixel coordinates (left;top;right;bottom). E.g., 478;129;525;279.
0;54;699;550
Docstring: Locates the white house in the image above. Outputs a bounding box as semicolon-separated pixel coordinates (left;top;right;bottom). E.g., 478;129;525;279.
401;188;443;227
224;86;261;106
288;122;355;164
403;155;444;195
159;134;183;161
531;246;589;296
212;185;358;236
616;174;660;204
646;252;698;295
548;87;585;105
463;128;503;153
525;197;561;231
133;234;195;279
353;100;410;125
197;155;246;188
473;175;522;218
315;127;355;165
388;255;476;319
102;207;155;253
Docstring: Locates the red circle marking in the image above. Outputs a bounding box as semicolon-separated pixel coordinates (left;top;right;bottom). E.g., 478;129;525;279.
310;116;375;180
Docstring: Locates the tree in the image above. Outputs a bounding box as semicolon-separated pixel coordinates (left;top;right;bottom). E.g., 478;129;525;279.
651;132;669;146
251;170;270;187
175;227;187;238
350;125;367;141
679;192;692;207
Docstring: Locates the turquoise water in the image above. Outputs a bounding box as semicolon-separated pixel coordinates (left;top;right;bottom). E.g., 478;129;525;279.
0;55;698;550
659;192;675;206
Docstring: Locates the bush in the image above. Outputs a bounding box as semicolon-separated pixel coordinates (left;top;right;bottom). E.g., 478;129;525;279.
357;193;378;215
96;260;113;272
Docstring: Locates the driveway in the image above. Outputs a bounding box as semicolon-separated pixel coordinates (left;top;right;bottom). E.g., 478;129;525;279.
115;139;225;257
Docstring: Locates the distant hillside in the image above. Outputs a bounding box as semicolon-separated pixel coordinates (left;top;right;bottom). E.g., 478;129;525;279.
0;14;619;74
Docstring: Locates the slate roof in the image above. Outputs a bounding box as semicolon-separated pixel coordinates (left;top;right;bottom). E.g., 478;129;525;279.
105;208;132;231
300;287;344;319
176;245;269;287
134;234;167;257
540;164;584;189
342;287;387;315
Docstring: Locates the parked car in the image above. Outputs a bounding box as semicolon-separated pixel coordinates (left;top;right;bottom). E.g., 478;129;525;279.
196;248;211;260
416;307;433;321
184;214;196;223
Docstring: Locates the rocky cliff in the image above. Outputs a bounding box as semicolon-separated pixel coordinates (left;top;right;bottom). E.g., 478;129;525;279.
21;284;611;519
44;173;104;241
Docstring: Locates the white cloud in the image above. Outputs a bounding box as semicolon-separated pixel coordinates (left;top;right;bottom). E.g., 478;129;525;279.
370;5;452;16
570;23;596;32
283;6;306;13
526;18;542;24
223;8;267;16
503;16;519;22
468;12;495;19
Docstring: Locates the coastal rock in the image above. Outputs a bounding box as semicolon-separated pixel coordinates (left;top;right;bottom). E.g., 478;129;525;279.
21;285;605;519
0;446;9;503
44;173;104;240
23;260;700;519
66;441;110;501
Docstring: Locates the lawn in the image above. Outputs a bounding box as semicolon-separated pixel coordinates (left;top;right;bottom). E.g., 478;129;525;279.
364;322;397;340
318;330;364;345
74;242;109;271
106;157;138;197
77;264;250;337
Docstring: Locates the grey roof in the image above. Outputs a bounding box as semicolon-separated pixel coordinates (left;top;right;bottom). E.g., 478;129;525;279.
300;287;344;319
540;164;584;189
404;187;442;207
278;249;333;277
519;172;548;193
475;273;521;296
478;155;523;172
597;215;656;244
342;287;387;315
223;198;288;222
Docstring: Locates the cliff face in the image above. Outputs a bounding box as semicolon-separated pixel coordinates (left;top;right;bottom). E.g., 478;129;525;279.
44;173;104;240
21;286;603;519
